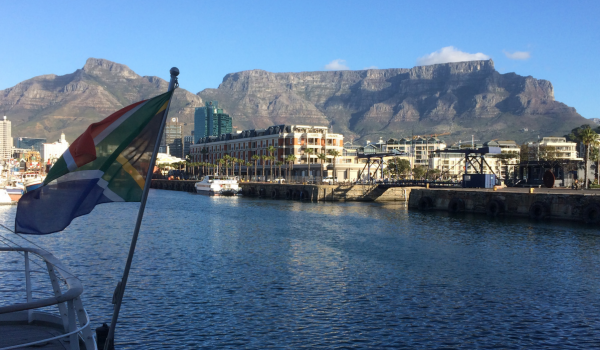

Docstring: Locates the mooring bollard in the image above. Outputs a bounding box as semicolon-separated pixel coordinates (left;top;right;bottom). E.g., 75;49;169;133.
529;188;534;194
426;183;429;189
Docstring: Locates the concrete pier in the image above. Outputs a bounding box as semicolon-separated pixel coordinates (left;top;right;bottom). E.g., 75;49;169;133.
408;187;600;224
238;183;413;202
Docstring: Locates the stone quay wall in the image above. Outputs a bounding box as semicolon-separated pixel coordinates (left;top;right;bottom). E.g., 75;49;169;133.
408;188;600;223
151;179;412;202
239;183;412;202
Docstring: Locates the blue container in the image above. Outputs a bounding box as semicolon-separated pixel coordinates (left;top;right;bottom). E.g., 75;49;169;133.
463;174;496;188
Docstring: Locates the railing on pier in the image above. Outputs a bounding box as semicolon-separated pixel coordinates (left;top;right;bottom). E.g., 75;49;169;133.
377;180;462;189
0;247;96;350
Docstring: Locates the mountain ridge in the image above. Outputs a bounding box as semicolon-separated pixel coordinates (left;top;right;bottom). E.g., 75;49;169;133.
0;58;202;142
0;58;587;145
199;59;585;143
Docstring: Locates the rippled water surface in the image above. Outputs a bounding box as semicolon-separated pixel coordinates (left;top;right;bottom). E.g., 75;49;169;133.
2;190;600;349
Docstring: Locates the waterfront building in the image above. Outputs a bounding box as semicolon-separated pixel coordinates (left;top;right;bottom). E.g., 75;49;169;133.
183;135;193;156
161;118;183;158
14;137;46;154
0;116;12;160
385;137;447;167
536;137;581;160
194;101;232;142
42;133;69;163
190;125;346;178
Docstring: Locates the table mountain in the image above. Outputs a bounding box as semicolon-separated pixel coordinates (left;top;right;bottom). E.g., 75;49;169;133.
1;58;588;145
0;58;202;142
198;59;587;143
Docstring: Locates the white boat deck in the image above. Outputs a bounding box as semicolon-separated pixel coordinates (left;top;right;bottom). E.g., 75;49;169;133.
0;324;73;349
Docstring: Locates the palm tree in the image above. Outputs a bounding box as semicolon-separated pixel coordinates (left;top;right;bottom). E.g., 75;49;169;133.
267;146;277;181
245;161;253;180
251;154;260;180
285;154;296;181
304;148;314;180
578;127;598;188
276;161;284;178
327;149;340;183
218;159;226;175
236;158;243;178
200;147;208;162
261;155;269;181
317;153;327;178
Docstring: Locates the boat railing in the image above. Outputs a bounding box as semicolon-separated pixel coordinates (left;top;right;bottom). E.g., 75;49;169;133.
0;247;96;350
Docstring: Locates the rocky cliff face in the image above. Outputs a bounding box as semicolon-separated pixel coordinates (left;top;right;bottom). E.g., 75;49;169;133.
199;60;585;143
1;58;587;145
0;58;202;142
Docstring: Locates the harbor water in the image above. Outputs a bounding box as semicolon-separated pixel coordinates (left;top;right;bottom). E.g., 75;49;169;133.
1;190;600;348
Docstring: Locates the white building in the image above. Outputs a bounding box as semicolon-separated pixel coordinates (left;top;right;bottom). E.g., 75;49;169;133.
0;116;12;160
190;125;345;178
538;137;581;160
42;133;69;163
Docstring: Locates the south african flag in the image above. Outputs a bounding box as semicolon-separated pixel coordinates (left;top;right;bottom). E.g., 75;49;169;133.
15;90;174;234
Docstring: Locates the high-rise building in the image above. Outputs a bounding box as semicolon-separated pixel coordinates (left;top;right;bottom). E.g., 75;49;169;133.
161;117;183;158
193;101;232;141
184;135;193;157
0;116;12;160
15;137;47;154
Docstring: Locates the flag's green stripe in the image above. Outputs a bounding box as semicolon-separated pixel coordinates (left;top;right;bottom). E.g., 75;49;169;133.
77;90;172;174
44;157;69;185
103;160;144;201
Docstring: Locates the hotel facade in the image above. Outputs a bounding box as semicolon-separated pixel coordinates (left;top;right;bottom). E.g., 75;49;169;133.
189;125;349;178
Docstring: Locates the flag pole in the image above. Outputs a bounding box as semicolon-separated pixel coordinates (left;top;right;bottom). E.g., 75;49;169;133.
104;67;179;350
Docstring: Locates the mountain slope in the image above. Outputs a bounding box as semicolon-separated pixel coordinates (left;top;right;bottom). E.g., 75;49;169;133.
0;58;202;142
198;60;586;143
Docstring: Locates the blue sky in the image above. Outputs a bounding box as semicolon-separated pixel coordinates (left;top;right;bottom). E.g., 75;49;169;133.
1;0;598;119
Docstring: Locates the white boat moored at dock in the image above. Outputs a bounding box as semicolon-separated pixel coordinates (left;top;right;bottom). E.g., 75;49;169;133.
195;175;240;196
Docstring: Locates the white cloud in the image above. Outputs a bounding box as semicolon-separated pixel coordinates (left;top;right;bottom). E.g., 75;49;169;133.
324;59;349;71
503;50;531;60
363;66;378;70
417;46;490;65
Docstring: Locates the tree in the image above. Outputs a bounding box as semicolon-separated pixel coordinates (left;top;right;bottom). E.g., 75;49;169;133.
570;125;598;188
218;158;226;175
426;169;441;180
276;161;284;178
413;166;426;180
387;157;411;178
223;155;232;176
304;148;314;179
285;154;296;180
245;161;252;179
267;146;277;180
236;158;243;178
251;154;260;180
327;149;340;182
261;155;269;181
317;153;327;178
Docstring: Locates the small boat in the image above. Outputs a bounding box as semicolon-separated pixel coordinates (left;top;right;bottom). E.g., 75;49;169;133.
0;188;15;204
5;185;23;201
195;175;240;196
23;174;43;192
